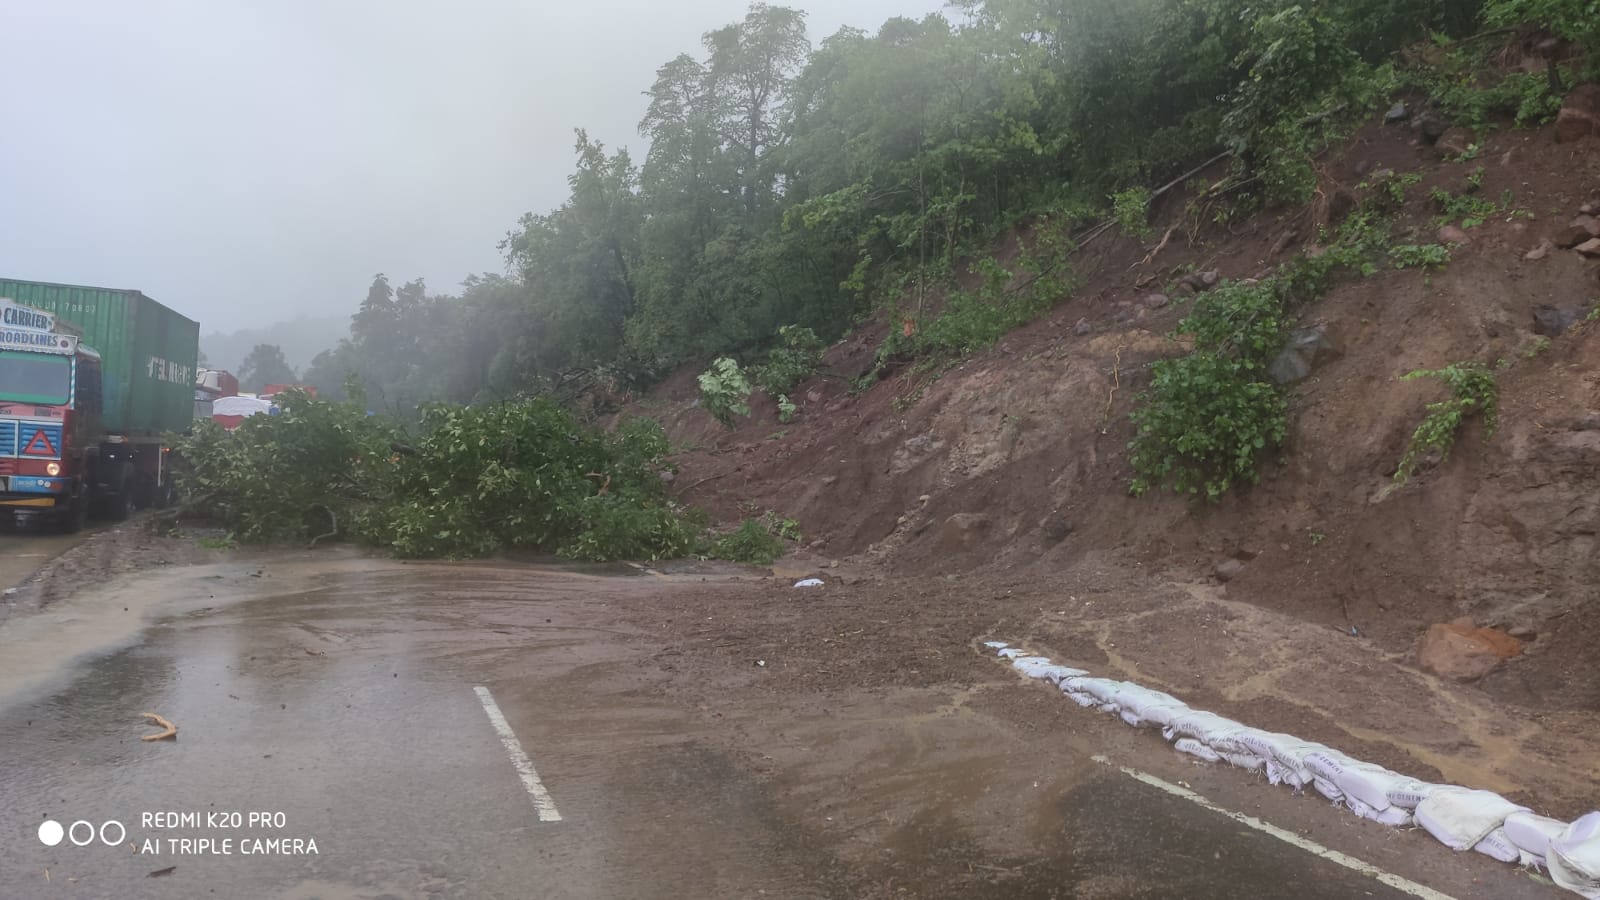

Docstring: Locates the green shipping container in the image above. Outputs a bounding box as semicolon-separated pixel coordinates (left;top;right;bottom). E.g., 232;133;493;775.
0;278;199;437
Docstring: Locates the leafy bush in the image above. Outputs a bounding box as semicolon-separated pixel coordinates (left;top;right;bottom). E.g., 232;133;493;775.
776;394;797;423
1129;279;1291;500
750;325;824;396
707;518;787;565
1391;244;1452;269
175;389;403;543
1395;362;1499;482
176;393;702;561
697;357;752;427
1112;186;1154;240
915;215;1076;360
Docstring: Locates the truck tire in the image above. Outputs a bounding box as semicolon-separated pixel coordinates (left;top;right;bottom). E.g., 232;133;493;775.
104;466;132;522
57;486;89;534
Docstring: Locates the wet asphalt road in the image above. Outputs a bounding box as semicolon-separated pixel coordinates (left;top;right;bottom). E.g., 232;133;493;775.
0;555;1556;899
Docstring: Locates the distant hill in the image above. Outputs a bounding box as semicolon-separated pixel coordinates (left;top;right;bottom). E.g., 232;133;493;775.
201;314;350;374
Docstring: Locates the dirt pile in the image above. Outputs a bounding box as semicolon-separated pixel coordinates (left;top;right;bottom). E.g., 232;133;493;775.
644;112;1600;714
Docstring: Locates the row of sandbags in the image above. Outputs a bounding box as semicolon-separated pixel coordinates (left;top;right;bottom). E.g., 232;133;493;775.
986;641;1600;898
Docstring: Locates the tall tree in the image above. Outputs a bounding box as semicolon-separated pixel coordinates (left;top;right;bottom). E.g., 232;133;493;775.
238;344;298;393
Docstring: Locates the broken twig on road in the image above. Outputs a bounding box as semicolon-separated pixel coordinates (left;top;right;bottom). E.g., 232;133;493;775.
140;712;178;741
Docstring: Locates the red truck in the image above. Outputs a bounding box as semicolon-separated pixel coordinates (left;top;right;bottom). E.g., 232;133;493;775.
0;280;199;531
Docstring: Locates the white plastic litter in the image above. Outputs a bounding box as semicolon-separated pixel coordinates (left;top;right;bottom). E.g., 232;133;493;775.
983;641;1010;649
1175;737;1222;762
1473;828;1523;864
793;578;825;587
1549;812;1600;899
1505;811;1569;861
1415;787;1529;852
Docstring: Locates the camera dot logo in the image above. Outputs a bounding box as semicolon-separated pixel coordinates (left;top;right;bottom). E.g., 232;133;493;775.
38;820;64;847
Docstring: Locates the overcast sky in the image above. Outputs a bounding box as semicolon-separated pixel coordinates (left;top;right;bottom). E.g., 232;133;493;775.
1;0;947;333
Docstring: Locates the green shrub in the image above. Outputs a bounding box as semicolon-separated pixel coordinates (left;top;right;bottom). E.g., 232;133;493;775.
1394;362;1499;482
707;518;787;565
697;357;752;428
1391;244;1452;269
1129;279;1291;500
1112;186;1154;240
750;325;824;396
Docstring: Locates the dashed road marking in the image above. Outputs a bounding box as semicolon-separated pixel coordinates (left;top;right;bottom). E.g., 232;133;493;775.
474;685;562;822
1090;756;1458;900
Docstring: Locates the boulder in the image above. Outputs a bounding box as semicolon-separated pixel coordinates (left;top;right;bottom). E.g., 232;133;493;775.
1419;621;1523;681
1214;559;1244;582
1437;225;1472;245
1039;512;1072;545
937;513;992;554
1144;293;1170;309
1414;111;1450;144
1074;317;1093;336
1554;84;1600;143
1434;127;1474;158
1268;325;1337;384
1524;239;1554;261
1384;102;1410;124
1533;305;1581;337
1578;238;1600;258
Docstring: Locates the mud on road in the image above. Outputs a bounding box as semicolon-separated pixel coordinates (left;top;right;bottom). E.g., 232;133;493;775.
0;538;1584;899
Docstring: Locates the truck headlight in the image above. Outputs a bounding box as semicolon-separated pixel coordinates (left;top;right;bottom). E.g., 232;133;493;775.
46;463;60;476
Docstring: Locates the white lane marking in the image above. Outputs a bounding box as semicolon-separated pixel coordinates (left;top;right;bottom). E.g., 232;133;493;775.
1090;756;1458;900
474;686;562;822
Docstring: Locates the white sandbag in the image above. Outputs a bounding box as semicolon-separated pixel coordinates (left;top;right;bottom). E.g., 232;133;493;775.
1385;779;1439;810
1548;811;1600;899
1415;787;1529;852
1473;828;1522;864
1072;677;1127;706
1263;759;1307;790
997;647;1027;660
793;578;824;587
1114;685;1189;728
1336;761;1408;812
1012;657;1086;684
1302;750;1353;784
1347;797;1412;828
1063;689;1099;708
1504;811;1568;860
1175;738;1221;762
983;641;1009;649
1311;776;1344;802
1165;710;1248;748
1218;750;1266;772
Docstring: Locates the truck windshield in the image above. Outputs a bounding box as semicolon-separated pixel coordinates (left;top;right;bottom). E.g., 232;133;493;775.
0;350;72;405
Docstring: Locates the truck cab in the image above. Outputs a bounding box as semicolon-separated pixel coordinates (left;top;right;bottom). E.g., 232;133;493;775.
0;298;172;530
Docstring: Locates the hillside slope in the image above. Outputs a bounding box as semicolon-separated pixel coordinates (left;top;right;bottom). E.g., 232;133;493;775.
647;111;1600;714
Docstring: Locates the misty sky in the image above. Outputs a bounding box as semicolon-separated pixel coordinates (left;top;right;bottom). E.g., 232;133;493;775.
2;0;948;334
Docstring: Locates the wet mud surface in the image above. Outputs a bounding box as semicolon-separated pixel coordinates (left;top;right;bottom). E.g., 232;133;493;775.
0;552;1566;898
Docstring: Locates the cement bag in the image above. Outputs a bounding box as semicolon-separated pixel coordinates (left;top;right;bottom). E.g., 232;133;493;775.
1115;685;1189;729
1384;779;1440;810
1175;738;1222;762
1347;797;1413;828
1164;710;1248;748
1218;750;1267;772
1302;750;1355;801
1548;811;1600;899
1335;762;1410;812
1504;811;1568;862
1066;677;1126;714
1472;828;1522;864
997;647;1028;660
1415;787;1528;851
1011;657;1086;684
983;641;1010;650
1235;732;1320;788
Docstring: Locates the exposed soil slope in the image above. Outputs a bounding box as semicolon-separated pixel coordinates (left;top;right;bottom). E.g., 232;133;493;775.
646;112;1600;714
